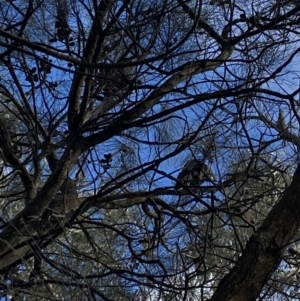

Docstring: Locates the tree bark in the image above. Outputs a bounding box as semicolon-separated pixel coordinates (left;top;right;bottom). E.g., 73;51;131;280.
210;164;300;301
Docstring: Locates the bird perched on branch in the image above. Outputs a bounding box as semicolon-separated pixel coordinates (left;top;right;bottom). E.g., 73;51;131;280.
175;159;215;189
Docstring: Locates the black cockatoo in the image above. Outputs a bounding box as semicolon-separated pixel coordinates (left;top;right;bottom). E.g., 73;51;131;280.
175;159;215;189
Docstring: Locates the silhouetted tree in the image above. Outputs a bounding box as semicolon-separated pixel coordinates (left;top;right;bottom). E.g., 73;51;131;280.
0;0;300;300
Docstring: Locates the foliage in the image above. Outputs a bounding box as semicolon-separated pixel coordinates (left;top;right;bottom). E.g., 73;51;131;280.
0;0;300;300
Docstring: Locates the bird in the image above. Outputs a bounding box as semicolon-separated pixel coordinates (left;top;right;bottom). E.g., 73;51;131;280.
175;159;215;189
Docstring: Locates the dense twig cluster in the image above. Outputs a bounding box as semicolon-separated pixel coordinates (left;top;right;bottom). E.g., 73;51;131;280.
0;0;299;300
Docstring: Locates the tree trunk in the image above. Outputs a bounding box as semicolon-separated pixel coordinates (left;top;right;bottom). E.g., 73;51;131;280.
210;164;300;301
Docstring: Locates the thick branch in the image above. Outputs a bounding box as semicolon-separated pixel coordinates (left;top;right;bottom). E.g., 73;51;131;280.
0;142;83;270
0;119;35;203
210;164;300;301
177;0;227;46
67;0;113;132
85;44;234;148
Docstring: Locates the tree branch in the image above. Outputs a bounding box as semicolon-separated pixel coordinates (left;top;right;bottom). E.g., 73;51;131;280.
210;164;300;301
